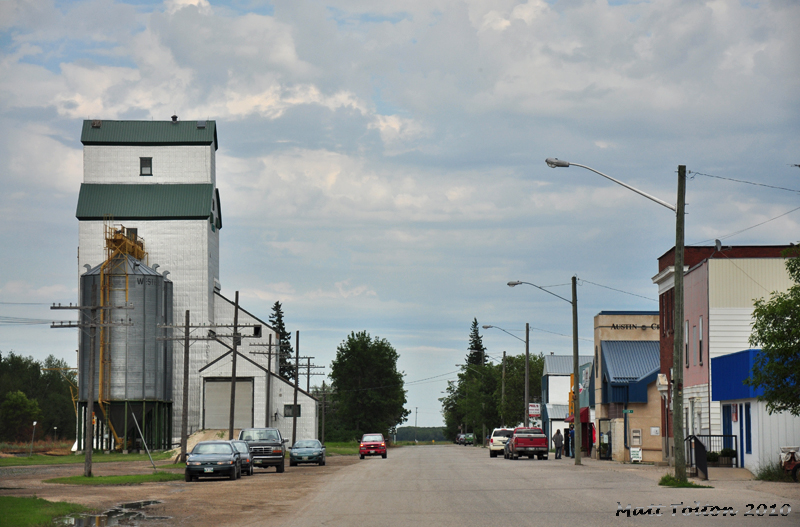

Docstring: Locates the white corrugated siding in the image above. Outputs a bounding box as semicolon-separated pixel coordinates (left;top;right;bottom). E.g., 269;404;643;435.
84;145;214;184
708;258;791;308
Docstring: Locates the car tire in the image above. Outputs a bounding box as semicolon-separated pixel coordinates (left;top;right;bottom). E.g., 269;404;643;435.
229;468;237;480
360;454;365;460
320;458;326;466
490;450;497;458
185;472;192;482
290;459;297;467
382;453;387;459
277;461;285;473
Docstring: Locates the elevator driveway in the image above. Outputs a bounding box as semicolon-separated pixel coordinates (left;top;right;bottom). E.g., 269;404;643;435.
1;445;798;526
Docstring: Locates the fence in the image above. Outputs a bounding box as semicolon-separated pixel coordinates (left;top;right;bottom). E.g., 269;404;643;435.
686;434;739;471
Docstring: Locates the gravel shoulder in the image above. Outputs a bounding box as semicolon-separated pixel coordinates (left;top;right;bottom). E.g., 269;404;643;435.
0;454;359;526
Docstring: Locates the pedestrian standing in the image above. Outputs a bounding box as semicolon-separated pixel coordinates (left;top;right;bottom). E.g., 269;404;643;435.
569;424;575;458
552;429;563;459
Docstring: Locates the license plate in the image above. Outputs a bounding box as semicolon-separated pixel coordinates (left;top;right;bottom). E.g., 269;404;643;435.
370;450;375;453
204;468;213;473
302;456;308;461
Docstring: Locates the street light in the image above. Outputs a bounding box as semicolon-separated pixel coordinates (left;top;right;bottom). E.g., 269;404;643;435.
29;421;37;457
483;324;530;427
508;278;582;465
545;157;686;480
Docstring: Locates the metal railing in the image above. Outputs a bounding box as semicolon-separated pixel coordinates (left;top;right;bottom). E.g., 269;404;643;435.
686;434;739;469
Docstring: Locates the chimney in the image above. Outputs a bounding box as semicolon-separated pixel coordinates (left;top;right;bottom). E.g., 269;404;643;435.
171;114;178;123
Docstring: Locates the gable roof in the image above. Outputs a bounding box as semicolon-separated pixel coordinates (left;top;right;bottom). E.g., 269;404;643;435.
76;183;214;221
81;120;218;150
543;354;593;376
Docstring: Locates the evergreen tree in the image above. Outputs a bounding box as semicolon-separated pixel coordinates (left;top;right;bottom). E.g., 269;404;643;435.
269;301;295;382
466;318;486;366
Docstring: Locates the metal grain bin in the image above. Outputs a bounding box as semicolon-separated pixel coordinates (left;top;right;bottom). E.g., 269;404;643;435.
79;255;173;402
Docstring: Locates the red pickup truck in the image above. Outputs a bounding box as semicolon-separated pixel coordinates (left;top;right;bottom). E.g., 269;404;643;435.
506;427;549;460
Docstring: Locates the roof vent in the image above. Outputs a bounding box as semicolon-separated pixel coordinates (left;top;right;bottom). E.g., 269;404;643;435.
197;120;206;129
171;114;178;123
91;120;102;128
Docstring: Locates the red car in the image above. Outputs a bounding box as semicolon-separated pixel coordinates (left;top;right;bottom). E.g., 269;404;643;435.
359;433;387;459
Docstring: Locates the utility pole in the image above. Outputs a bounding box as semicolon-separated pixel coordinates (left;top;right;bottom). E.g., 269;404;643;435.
572;276;582;466
481;348;485;447
321;381;326;444
267;334;272;427
180;310;190;462
228;291;240;440
292;331;299;446
525;322;530;427
415;407;418;443
673;165;687;481
502;351;506;426
51;286;132;478
85;286;97;477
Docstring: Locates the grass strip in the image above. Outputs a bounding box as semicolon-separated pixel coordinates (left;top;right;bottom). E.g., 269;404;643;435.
321;442;359;456
45;471;185;486
0;451;172;468
0;496;90;527
658;473;713;488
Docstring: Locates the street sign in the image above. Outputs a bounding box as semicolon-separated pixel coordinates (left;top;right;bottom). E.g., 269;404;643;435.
528;403;541;417
623;409;633;414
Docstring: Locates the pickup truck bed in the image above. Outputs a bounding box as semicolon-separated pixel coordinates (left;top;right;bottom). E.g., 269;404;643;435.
506;427;548;460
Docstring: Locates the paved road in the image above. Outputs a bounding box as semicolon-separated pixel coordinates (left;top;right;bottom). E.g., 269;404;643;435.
283;445;798;526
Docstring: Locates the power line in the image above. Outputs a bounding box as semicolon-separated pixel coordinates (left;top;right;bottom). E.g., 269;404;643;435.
578;279;657;302
688;171;800;193
690;204;800;245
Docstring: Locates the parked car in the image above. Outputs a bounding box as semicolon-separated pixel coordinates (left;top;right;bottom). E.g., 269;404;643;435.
456;433;465;445
507;427;548;460
463;433;474;445
289;439;326;466
489;428;513;458
185;441;241;481
359;433;387;459
230;440;253;476
238;428;287;473
503;438;514;459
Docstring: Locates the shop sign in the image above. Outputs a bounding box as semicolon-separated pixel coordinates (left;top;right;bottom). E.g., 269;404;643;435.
630;447;642;463
529;403;541;417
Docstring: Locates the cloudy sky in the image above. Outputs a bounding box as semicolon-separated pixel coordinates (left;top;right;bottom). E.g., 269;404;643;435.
1;0;798;427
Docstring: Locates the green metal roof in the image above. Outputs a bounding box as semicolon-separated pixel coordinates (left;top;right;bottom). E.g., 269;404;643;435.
76;184;215;221
81;120;218;150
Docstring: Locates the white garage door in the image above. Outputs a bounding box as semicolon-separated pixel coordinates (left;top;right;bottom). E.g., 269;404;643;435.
204;379;253;429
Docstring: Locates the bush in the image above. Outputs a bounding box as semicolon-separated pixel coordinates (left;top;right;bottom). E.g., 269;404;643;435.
706;451;719;462
754;460;793;482
720;448;737;458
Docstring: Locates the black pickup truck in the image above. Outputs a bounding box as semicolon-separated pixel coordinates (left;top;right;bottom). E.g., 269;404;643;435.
238;428;287;473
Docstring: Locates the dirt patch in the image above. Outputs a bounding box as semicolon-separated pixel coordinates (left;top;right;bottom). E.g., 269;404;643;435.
0;454;358;526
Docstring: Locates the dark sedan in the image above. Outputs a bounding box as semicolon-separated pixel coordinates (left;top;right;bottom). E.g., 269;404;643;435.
185;441;241;481
231;440;253;476
289;439;326;466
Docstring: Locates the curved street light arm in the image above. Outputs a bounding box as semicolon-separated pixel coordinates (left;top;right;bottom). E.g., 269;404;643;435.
545;158;676;212
482;325;526;344
508;280;573;305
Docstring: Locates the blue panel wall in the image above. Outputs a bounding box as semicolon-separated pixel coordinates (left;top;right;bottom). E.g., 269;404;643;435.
711;349;765;401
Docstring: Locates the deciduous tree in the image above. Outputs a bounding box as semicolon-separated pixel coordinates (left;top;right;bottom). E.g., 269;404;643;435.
329;331;409;440
746;248;800;415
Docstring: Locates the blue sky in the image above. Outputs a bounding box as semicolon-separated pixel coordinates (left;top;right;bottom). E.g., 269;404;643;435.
1;0;798;427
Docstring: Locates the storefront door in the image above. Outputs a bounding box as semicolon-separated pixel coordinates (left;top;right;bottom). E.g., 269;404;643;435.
599;419;612;460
